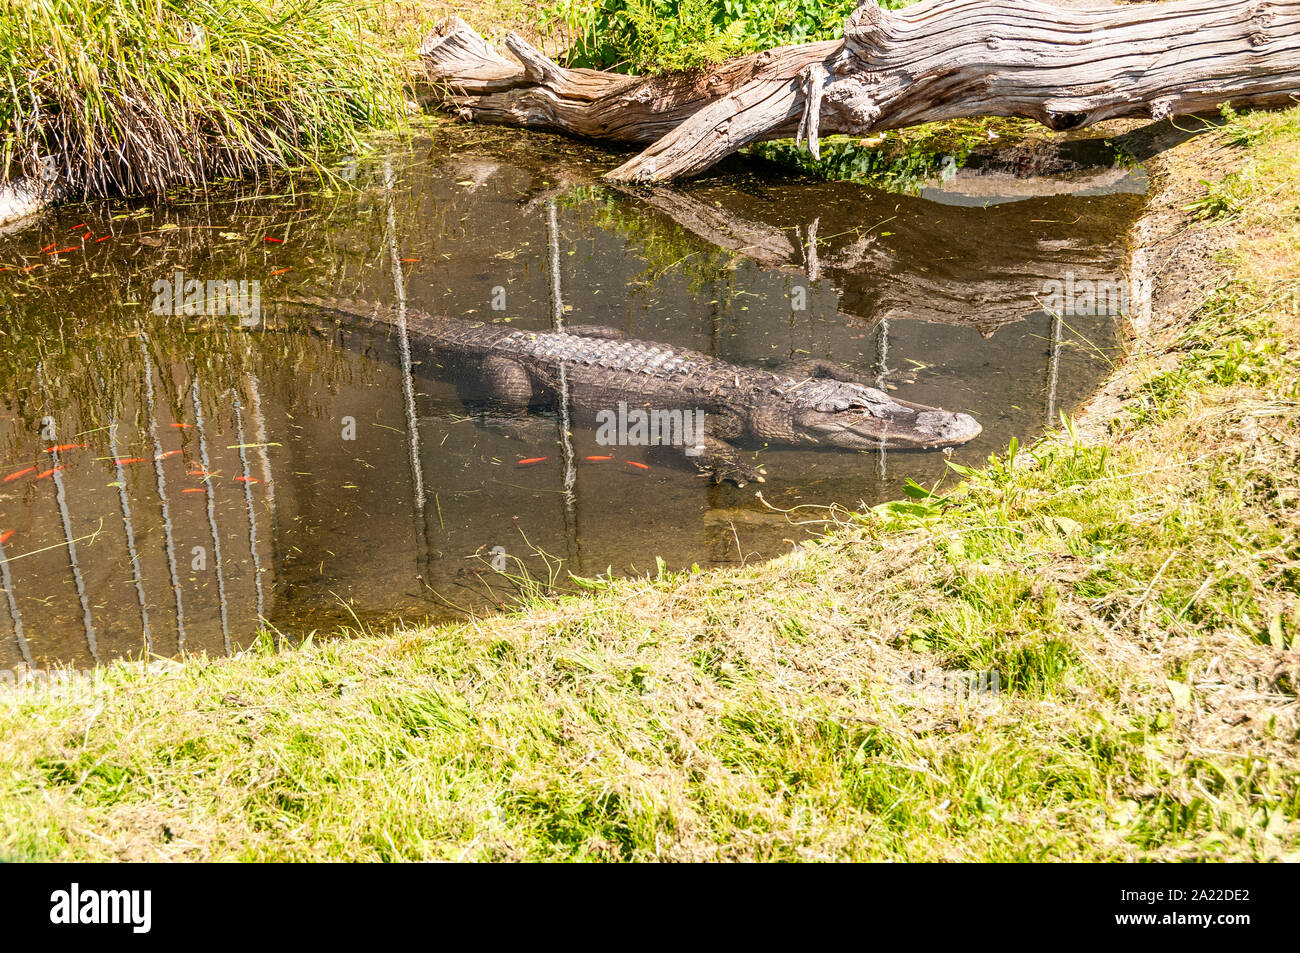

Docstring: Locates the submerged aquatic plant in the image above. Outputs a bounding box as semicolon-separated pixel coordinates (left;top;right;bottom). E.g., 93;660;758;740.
0;0;408;198
746;119;1038;194
747;134;963;193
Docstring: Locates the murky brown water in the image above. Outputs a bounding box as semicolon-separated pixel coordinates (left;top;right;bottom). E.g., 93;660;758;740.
0;128;1145;667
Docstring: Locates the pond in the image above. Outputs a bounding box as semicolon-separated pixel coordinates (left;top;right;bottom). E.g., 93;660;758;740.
0;128;1145;667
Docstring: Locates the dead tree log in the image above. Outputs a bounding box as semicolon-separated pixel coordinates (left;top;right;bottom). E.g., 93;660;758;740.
416;0;1300;182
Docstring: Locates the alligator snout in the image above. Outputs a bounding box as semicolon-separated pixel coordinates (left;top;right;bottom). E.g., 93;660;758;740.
916;410;983;447
795;387;982;451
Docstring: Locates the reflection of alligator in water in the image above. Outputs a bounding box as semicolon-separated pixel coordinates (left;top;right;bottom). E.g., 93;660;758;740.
293;297;981;486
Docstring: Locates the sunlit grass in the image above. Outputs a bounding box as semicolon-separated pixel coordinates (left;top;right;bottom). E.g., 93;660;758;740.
0;0;409;198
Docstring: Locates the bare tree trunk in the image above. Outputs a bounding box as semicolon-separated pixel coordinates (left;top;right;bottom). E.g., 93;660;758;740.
415;0;1300;182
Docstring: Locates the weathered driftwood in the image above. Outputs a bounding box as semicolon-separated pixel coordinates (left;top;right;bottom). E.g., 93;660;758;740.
416;0;1300;182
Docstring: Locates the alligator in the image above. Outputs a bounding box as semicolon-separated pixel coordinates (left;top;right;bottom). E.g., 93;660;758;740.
290;296;982;486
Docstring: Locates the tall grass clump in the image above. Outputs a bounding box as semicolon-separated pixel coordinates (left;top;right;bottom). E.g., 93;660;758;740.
0;0;408;198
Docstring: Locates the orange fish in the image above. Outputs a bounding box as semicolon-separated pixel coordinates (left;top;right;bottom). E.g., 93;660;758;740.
268;267;292;276
170;423;194;429
235;476;260;484
71;224;88;232
585;455;613;461
0;530;12;545
516;457;549;466
49;246;80;255
401;258;420;263
154;450;182;460
625;461;650;470
95;236;110;243
113;457;146;465
22;263;43;272
44;443;84;453
264;236;284;243
182;488;206;494
186;468;214;477
3;467;37;482
34;466;64;479
40;243;55;253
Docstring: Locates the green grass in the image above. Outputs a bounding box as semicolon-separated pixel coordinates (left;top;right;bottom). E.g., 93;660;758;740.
535;0;910;73
2;106;1299;861
0;0;409;197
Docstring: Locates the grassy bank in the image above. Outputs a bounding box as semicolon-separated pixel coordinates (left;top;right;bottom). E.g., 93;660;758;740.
1;102;1296;861
0;0;409;198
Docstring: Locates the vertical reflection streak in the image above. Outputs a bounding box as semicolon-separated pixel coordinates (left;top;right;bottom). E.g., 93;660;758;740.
0;534;31;666
191;376;231;656
547;200;580;570
383;158;430;582
36;363;98;662
141;338;186;651
875;317;889;484
231;388;265;626
1045;310;1064;427
244;372;281;580
106;411;153;653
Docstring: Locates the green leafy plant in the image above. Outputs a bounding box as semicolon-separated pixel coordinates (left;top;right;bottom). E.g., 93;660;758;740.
1185;169;1253;222
619;0;749;72
537;0;915;74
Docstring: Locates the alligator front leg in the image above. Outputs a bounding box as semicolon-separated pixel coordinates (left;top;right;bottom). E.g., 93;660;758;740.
466;355;543;441
480;355;534;406
689;434;766;488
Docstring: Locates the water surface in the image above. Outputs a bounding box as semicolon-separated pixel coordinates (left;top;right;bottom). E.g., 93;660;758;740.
0;129;1144;666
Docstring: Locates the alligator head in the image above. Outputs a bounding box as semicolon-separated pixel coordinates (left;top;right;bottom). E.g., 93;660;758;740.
781;379;982;450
